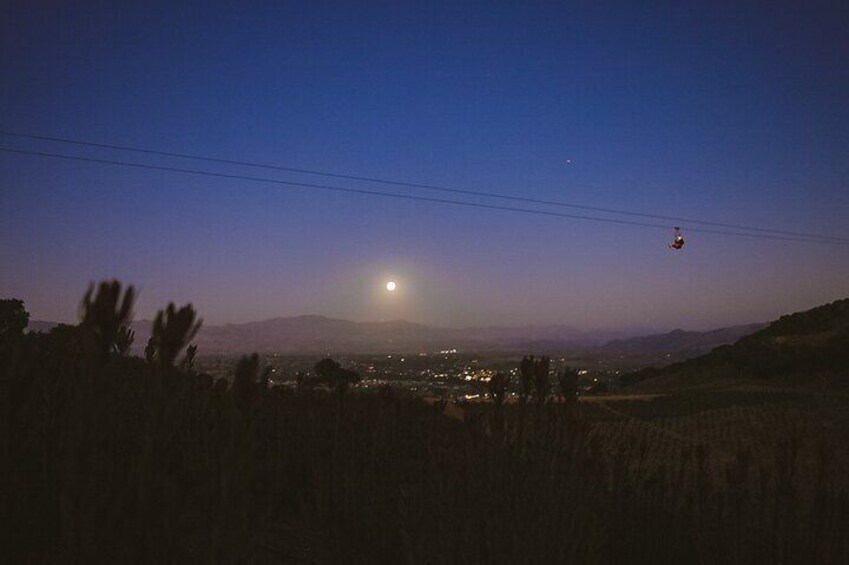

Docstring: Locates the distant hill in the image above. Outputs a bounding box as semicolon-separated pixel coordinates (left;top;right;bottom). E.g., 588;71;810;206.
597;323;765;359
622;298;849;389
29;315;632;354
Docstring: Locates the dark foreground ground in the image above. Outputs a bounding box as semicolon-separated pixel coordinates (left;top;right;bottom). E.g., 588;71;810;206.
3;336;848;564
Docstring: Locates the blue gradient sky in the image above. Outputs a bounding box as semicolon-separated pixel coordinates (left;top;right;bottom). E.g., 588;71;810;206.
2;1;848;330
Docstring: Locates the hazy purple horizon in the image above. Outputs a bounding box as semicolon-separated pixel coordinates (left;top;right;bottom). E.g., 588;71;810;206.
17;283;841;336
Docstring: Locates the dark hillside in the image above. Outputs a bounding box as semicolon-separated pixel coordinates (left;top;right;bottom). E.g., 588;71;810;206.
622;298;849;389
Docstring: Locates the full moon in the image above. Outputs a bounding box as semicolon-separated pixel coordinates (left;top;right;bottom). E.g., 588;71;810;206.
386;281;397;291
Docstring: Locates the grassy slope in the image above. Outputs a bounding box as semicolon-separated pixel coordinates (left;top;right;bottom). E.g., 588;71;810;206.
621;298;849;391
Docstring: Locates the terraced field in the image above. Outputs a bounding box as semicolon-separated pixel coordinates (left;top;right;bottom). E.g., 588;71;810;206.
574;387;849;491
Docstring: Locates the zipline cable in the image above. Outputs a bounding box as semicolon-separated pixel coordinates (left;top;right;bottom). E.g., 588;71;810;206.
1;146;847;246
2;130;846;243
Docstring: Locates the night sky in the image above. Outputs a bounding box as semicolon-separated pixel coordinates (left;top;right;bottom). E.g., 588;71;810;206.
2;1;848;331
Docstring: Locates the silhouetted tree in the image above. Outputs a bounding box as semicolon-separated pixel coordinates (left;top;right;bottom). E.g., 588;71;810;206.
78;280;135;363
314;357;341;379
231;353;273;412
488;372;509;408
233;353;261;413
181;344;198;371
114;325;135;356
533;356;551;403
314;357;360;393
558;366;579;404
519;356;534;401
144;335;158;364
151;303;201;368
0;298;29;340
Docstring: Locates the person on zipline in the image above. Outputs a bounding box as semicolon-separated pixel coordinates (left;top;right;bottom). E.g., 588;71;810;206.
669;227;685;250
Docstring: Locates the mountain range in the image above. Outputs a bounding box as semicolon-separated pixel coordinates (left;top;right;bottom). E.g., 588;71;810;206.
26;315;763;358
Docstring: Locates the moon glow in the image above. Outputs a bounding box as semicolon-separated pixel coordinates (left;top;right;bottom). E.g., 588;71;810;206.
386;281;397;291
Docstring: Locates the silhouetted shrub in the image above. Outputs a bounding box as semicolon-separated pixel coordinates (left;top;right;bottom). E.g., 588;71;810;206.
78;280;135;363
151;303;201;368
0;298;29;340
